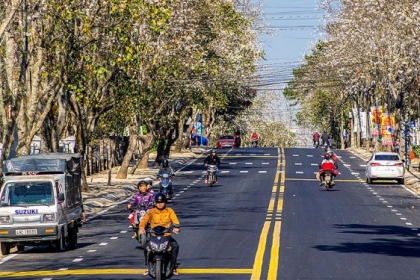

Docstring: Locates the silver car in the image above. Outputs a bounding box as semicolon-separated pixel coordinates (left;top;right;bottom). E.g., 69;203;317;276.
365;152;405;184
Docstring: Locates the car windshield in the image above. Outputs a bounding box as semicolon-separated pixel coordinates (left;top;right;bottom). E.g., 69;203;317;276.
0;181;55;207
374;155;400;161
219;135;234;140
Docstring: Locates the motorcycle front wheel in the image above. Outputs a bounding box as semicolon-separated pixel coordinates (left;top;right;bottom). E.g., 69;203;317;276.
156;259;164;280
208;174;215;186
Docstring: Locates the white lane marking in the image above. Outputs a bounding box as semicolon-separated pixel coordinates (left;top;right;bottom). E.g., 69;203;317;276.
396;213;402;215
179;191;185;193
295;163;302;165
230;162;237;165
110;237;118;240
293;154;299;157
245;162;253;165
240;171;248;173
296;171;304;174
120;231;127;233
406;223;413;226
183;188;188;191
58;268;68;270
311;163;318;166
221;170;230;173
87;250;97;252
42;278;53;280
73;258;83;262
262;163;269;165
0;254;17;265
391;209;397;212
343;164;351;167
382;201;388;203
99;243;107;246
350;156;356;158
307;155;313;157
258;171;267;173
401;218;407;220
175;194;181;196
360;164;367;167
351;172;359;175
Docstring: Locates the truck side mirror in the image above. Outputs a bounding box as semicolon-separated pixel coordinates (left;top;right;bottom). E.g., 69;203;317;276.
57;192;65;203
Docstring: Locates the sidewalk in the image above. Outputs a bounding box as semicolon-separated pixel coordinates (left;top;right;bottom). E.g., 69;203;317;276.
346;147;420;196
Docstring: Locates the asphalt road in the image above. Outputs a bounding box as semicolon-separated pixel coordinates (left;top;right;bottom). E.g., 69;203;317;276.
2;147;420;279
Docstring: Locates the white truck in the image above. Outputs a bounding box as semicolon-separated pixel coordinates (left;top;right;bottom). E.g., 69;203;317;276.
0;153;83;255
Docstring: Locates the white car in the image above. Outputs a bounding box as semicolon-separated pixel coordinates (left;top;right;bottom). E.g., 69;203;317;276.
365;152;405;184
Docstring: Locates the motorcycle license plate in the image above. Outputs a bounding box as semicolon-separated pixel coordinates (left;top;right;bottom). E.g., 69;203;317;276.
16;229;37;235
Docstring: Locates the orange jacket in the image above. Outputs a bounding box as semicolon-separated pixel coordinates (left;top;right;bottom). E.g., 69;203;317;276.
139;207;180;236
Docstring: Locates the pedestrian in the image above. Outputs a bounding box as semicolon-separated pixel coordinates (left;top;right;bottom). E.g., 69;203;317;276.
103;146;109;169
394;139;400;154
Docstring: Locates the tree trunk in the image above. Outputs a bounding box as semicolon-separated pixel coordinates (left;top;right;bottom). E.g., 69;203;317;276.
130;132;154;174
116;124;138;179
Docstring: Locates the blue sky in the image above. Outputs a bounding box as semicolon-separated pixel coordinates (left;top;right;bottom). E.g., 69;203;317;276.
257;0;324;90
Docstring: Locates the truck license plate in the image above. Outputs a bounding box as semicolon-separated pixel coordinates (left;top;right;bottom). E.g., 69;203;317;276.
16;229;37;235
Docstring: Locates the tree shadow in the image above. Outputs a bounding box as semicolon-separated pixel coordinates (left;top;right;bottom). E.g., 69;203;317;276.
314;223;420;257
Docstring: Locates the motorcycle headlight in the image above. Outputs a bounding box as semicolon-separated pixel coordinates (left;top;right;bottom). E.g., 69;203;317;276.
0;216;11;224
42;214;55;222
159;241;169;251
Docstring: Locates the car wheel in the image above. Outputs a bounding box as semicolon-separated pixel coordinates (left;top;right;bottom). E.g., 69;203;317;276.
397;178;404;185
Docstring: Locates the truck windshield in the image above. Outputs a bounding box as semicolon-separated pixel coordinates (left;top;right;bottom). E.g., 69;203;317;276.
0;181;54;207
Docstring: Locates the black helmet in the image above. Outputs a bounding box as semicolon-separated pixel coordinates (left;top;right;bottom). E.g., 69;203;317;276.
162;158;169;168
210;149;216;154
155;193;167;203
137;180;148;188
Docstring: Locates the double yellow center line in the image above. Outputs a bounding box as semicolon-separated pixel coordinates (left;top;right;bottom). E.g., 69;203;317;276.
251;147;285;279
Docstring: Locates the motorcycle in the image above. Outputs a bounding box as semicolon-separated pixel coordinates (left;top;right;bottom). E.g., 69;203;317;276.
323;142;330;152
145;226;176;280
128;203;150;247
206;165;218;186
314;140;319;149
234;136;241;148
322;171;334;190
158;173;174;200
251;138;258;148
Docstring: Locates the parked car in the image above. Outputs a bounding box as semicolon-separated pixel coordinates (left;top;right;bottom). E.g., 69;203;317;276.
216;135;235;148
365;152;405;184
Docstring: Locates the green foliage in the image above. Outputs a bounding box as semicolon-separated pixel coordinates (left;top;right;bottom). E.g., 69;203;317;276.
412;145;420;157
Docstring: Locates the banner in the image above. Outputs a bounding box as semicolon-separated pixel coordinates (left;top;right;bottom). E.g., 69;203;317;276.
370;106;382;137
352;108;368;139
381;113;395;146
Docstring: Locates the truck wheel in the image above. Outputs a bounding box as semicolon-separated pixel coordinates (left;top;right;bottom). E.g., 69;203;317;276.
55;231;65;252
1;242;11;255
68;226;78;250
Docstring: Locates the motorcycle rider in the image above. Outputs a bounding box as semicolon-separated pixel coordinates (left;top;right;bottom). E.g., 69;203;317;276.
157;158;175;195
251;131;259;147
318;153;339;186
204;149;221;183
321;130;330;147
127;180;155;238
140;193;180;276
313;131;320;146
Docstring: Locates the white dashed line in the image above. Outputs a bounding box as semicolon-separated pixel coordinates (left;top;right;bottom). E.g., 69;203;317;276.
258;171;267;173
120;231;127;233
401;218;407;220
229;162;237;165
307;155;313;157
262;163;269;165
73;258;83;262
110;237;118;240
293;154;299;157
99;243;107;246
87;250;97;252
245;162;253;165
296;171;304;174
311;163;318;166
295;163;302;165
221;171;230;173
240;171;249;173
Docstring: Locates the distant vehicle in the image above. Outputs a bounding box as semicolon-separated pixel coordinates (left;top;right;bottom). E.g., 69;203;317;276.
329;139;337;149
365;152;405;184
191;135;208;146
216;135;235;148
